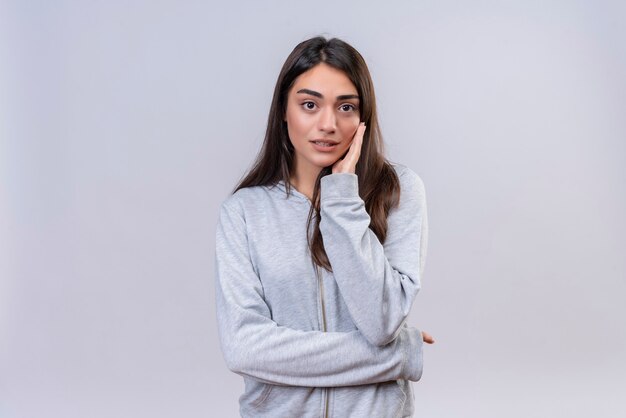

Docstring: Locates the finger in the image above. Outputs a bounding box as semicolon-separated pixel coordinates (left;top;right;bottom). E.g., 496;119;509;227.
344;122;366;168
421;331;435;344
331;122;366;174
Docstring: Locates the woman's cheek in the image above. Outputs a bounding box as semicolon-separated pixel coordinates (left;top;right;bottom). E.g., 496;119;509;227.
340;116;360;136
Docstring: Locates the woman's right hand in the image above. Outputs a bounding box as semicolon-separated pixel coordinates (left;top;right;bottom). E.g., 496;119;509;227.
421;331;435;344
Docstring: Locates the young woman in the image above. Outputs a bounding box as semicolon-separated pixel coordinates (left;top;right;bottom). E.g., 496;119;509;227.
215;36;434;418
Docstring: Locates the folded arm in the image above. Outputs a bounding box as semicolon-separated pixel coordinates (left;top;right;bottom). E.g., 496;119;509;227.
214;200;424;387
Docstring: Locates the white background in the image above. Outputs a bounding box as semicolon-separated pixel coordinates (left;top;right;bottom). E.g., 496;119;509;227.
1;1;625;417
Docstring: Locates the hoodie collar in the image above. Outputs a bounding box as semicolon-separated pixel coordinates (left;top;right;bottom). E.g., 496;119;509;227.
270;180;311;204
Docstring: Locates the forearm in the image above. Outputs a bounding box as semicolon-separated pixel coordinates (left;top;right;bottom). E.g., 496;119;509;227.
216;294;424;387
319;171;427;346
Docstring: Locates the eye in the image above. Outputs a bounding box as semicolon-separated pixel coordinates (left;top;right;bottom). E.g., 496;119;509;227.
339;104;357;112
302;101;316;110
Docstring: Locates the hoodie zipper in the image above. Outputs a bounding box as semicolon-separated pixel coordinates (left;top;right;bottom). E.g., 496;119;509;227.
314;263;329;418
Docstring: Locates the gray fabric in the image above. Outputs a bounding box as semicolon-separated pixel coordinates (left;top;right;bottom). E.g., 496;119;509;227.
214;162;428;417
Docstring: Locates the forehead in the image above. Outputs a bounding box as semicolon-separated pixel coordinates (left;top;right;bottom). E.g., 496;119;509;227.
291;63;357;95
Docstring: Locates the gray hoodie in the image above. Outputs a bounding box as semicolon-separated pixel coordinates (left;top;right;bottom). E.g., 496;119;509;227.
214;162;428;417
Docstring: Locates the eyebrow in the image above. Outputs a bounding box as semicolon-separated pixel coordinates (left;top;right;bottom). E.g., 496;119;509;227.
296;88;359;101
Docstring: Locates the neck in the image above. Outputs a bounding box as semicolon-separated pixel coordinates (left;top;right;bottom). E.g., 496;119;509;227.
289;160;321;201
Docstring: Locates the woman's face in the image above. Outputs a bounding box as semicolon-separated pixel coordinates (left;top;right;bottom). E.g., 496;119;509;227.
284;63;361;177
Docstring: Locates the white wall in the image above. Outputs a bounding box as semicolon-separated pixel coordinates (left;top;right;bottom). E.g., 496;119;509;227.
1;1;625;417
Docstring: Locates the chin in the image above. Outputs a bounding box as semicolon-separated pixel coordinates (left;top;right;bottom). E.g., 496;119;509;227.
311;156;338;168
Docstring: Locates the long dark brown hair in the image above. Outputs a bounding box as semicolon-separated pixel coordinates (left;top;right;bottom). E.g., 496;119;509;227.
233;36;401;272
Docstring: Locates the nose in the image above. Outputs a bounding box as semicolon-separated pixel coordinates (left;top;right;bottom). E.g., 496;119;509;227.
317;106;336;133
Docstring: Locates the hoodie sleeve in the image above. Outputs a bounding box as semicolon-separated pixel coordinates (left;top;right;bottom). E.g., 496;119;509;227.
319;167;428;347
214;200;424;387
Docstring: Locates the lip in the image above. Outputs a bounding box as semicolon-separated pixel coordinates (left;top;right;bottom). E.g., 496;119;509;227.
310;139;339;145
310;139;339;152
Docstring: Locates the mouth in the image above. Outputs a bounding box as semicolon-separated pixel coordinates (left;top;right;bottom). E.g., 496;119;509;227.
310;139;339;152
310;139;339;146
